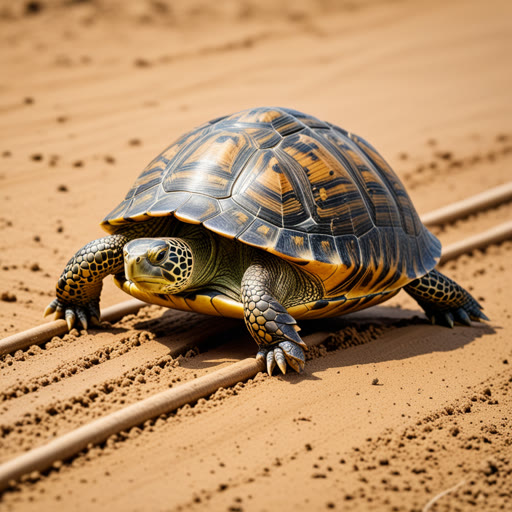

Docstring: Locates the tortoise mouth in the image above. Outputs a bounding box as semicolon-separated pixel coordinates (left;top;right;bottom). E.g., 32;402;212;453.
124;265;175;293
118;274;178;295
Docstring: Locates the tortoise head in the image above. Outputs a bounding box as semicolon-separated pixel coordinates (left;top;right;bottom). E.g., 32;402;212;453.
124;238;194;294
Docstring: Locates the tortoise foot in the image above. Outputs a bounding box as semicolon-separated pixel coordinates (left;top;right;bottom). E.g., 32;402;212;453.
426;303;489;328
44;298;101;330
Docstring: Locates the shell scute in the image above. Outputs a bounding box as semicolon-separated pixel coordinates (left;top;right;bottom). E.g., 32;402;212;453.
309;234;340;265
104;198;133;227
270;112;304;136
274;229;312;263
338;137;402;228
122;185;159;221
316;131;376;225
162;130;256;199
279;131;374;236
235;107;286;125
281;108;330;129
202;206;255;239
124;124;209;203
244;127;282;149
331;235;362;292
232;149;309;229
174;195;221;224
237;218;281;250
147;191;191;217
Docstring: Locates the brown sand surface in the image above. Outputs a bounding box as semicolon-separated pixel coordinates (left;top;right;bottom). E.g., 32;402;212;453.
1;0;511;510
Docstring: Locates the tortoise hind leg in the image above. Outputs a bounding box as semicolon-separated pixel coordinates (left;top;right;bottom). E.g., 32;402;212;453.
405;269;489;328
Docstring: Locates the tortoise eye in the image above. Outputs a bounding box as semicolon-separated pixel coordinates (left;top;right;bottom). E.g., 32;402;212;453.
155;249;167;262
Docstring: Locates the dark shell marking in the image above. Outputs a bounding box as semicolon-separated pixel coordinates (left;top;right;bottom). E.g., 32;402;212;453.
102;107;441;298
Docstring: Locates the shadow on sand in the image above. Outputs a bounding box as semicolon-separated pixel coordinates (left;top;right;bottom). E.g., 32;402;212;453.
128;304;496;376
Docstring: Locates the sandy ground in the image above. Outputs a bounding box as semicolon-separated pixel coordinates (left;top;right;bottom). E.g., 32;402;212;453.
1;0;511;510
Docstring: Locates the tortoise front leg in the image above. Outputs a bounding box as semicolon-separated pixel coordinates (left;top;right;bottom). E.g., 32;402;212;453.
241;257;311;375
45;233;129;329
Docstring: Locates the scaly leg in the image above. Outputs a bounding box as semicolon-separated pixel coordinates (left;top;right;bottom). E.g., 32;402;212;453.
405;268;489;328
45;219;168;329
241;256;322;375
45;233;129;329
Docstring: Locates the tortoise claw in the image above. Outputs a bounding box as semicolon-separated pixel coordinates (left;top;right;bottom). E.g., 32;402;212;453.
89;302;101;326
90;315;101;327
429;310;455;328
274;347;287;374
65;309;76;330
257;340;306;376
77;308;88;330
286;354;302;373
54;300;65;319
427;302;489;328
266;350;276;376
280;340;306;372
470;310;489;322
44;299;59;318
453;308;472;326
44;298;101;331
444;312;455;328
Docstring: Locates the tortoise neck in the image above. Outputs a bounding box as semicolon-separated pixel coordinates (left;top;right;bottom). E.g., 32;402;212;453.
180;228;218;291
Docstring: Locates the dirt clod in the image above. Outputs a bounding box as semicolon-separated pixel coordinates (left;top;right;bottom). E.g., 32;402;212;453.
1;291;17;302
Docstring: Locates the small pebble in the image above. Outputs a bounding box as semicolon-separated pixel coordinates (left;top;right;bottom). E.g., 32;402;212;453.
134;58;151;68
434;150;452;160
25;2;43;15
1;291;17;302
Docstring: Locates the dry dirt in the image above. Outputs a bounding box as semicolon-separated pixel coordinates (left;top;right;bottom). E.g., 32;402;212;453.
1;0;511;511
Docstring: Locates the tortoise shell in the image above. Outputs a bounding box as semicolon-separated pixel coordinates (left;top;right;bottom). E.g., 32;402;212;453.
103;107;441;300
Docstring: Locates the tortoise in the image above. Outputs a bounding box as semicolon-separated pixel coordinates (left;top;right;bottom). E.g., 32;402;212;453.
45;107;487;375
